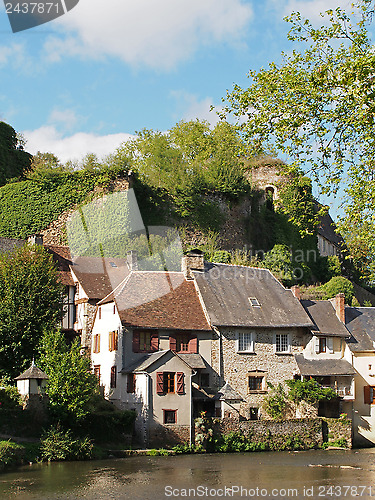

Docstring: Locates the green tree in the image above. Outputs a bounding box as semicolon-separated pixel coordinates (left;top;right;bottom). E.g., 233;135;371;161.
220;4;375;280
0;122;32;185
0;244;63;379
38;329;99;426
320;276;354;304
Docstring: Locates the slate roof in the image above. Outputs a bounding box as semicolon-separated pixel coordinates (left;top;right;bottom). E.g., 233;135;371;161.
295;355;356;376
44;245;74;286
301;300;350;337
178;353;206;369
216;382;244;401
71;256;130;300
193;263;313;328
102;271;210;331
345;307;375;352
15;362;48;380
121;350;197;373
317;207;344;247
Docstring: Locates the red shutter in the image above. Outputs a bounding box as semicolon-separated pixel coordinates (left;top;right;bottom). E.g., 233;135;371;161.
127;373;135;393
169;335;177;352
151;333;159;352
177;372;184;395
156;372;164;395
132;331;140;353
189;336;198;353
364;385;372;404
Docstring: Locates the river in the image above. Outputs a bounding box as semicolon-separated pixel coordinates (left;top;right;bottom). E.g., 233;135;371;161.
1;449;375;499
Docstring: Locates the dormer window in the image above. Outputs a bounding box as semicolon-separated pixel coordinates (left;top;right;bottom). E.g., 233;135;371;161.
249;297;260;307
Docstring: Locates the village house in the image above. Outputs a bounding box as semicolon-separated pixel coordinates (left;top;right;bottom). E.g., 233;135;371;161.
90;251;212;446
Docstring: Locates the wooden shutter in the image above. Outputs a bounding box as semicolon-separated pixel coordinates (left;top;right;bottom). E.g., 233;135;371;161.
314;336;320;353
151;333;159;352
109;332;113;352
132;331;140;353
93;334;100;353
189;336;198;353
364;385;372;404
169;335;177;352
110;366;117;389
327;337;334;354
156;372;164;394
127;373;136;393
114;331;118;350
177;372;184;394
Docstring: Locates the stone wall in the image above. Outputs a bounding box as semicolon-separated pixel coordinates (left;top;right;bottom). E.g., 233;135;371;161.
323;416;352;448
149;424;190;448
213;417;324;449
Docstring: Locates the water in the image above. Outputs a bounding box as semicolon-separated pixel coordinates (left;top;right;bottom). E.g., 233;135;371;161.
1;449;375;499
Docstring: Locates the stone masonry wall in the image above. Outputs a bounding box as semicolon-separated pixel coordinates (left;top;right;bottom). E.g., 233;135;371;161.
323;417;352;448
149;424;190;448
211;327;309;419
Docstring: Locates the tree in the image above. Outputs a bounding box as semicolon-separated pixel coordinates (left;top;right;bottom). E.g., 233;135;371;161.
220;4;375;280
0;244;63;379
38;329;99;426
320;276;354;304
0;122;32;185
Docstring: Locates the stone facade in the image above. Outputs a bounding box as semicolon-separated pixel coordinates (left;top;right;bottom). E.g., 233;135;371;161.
211;326;309;419
322;417;352;448
149;424;190;448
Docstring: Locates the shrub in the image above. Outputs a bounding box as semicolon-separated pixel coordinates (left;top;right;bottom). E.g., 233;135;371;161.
262;383;287;420
286;378;337;405
320;276;354;304
0;440;25;469
0;380;22;409
40;425;93;462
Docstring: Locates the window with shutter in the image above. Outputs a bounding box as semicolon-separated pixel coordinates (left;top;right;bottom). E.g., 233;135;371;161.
364;385;375;404
326;337;334;354
176;372;184;394
169;335;177;352
93;334;100;353
189;336;198;353
127;373;136;393
98;307;101;320
156;372;164;395
150;333;159;352
163;372;175;393
110;366;117;388
109;331;119;352
134;330;158;352
132;330;140;352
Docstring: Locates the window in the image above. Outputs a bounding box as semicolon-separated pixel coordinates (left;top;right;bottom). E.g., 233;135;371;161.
170;333;197;353
133;330;158;353
109;331;118;351
127;373;136;393
98;307;101;320
113;304;116;314
275;333;289;353
93;365;100;382
364;386;375;404
249;407;259;420
156;372;184;395
93;334;100;353
238;332;254;352
163;410;177;424
248;297;260;307
248;376;263;392
110;366;117;389
319;337;326;353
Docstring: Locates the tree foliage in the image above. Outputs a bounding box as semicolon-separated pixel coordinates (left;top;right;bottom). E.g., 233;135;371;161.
38;329;99;426
320;276;354;304
0;244;63;379
220;4;375;280
0;122;32;186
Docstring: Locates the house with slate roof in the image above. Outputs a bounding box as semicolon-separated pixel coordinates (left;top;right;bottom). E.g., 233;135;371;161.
345;307;375;446
90;253;212;446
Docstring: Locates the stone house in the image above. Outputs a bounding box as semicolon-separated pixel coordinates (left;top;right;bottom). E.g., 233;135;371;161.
191;259;314;420
90;257;212;446
345;306;375;446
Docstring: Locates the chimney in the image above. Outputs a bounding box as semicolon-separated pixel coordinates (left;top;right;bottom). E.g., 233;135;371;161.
28;234;43;246
182;249;204;280
332;293;345;323
291;285;301;300
127;250;138;271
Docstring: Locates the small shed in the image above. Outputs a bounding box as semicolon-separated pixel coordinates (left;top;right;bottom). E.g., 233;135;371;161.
15;361;48;397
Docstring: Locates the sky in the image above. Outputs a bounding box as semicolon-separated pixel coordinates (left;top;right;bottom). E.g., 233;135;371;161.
0;0;358;214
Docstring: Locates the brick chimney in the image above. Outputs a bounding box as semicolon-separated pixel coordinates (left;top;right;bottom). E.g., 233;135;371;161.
182;249;204;280
291;285;301;300
28;234;43;246
332;293;345;323
127;250;138;271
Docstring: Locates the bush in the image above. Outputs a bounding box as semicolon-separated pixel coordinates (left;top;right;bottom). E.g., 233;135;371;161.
262;383;287;420
40;425;93;462
0;440;25;469
286;378;337;404
320;276;354;304
82;409;136;442
0;380;22;409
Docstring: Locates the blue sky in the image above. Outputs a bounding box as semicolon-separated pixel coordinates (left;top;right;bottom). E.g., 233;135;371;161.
0;0;355;214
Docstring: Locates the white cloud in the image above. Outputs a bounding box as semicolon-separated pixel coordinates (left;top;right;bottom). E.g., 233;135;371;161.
23;125;134;162
42;0;253;69
48;108;79;131
171;91;221;126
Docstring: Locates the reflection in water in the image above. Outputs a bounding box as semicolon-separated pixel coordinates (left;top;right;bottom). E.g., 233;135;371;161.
1;450;375;499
